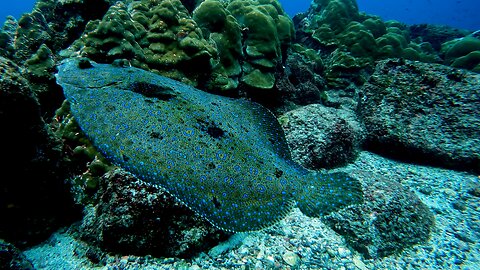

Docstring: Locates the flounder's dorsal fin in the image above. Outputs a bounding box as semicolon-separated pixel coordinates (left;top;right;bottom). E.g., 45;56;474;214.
232;98;293;161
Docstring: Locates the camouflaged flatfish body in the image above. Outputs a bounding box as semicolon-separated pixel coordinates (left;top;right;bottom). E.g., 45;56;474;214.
56;58;363;232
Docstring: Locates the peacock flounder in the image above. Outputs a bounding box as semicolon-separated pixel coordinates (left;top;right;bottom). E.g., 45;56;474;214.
56;58;363;232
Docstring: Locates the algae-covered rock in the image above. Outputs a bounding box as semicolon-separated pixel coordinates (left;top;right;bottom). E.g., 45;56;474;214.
0;57;80;247
273;44;326;112
280;104;365;169
242;68;275;89
324;49;370;88
0;240;34;270
0;16;17;59
361;59;480;173
79;169;230;258
324;170;435;258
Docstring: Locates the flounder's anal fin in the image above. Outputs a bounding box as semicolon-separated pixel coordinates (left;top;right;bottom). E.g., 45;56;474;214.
297;172;363;217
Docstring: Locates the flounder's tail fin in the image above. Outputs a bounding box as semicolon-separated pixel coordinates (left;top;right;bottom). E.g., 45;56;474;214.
296;172;363;217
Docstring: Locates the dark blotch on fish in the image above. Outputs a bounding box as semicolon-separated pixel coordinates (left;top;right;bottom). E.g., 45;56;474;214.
56;58;364;232
131;81;177;100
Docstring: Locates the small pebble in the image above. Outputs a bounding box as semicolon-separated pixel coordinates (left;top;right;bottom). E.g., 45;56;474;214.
338;247;351;258
352;256;367;270
442;188;456;197
282;251;300;267
256;249;264;259
419;186;433;195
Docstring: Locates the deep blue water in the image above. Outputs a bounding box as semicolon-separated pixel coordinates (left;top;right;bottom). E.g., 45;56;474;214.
282;0;479;31
0;0;478;31
0;0;36;22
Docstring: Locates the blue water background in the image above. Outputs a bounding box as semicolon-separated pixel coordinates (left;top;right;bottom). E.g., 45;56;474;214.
0;0;478;31
283;0;479;31
0;0;36;22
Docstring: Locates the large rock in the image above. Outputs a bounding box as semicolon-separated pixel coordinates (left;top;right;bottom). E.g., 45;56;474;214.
0;57;80;247
78;169;230;258
323;169;435;259
361;59;480;173
280;104;365;169
273;46;327;112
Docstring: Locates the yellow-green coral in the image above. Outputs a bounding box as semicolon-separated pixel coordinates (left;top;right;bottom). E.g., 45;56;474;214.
308;0;359;32
193;0;243;90
25;44;56;80
65;0;294;91
451;51;480;71
441;36;480;72
195;0;294;91
297;0;442;87
140;0;216;81
291;43;324;71
54;100;114;202
71;2;146;65
68;0;216;86
229;0;294;89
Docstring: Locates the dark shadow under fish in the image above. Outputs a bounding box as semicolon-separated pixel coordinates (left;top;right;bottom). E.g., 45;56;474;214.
56;58;363;232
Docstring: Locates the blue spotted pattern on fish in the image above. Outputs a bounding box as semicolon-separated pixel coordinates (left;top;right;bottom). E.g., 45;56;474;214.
56;58;363;232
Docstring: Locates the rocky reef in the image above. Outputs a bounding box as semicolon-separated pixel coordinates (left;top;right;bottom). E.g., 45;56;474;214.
0;56;81;253
78;169;230;258
0;0;478;268
361;58;480;173
293;0;478;89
